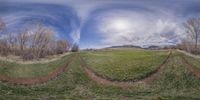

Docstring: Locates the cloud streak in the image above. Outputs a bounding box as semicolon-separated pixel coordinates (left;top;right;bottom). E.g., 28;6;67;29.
1;0;200;48
80;2;194;48
0;2;80;43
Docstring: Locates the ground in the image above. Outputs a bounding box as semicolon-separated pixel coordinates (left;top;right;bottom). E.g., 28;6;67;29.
80;48;169;81
0;53;72;77
0;48;200;100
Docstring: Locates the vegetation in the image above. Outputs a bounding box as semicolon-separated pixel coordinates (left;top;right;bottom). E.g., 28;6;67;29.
178;17;200;54
151;51;200;99
0;50;200;99
182;53;200;70
80;48;169;81
0;21;71;60
71;43;79;52
0;18;5;31
1;14;200;99
0;53;72;77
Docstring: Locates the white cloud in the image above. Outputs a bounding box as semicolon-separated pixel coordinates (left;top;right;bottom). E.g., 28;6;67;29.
2;0;191;48
96;10;184;47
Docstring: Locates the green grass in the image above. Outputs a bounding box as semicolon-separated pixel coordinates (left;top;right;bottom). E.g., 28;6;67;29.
182;53;200;70
0;54;72;77
0;50;200;99
150;51;200;99
80;48;169;81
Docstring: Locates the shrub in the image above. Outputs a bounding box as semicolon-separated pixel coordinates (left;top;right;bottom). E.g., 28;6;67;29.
21;50;35;60
71;44;79;52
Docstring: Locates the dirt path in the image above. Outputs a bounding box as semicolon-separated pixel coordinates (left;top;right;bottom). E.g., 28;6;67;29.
80;52;171;88
181;56;200;78
0;56;73;85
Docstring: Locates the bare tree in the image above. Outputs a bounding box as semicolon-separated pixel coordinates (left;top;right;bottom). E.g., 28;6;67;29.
18;30;29;52
30;24;55;58
0;18;8;55
0;21;71;59
56;40;69;54
7;33;17;54
184;18;200;51
0;38;8;56
0;18;5;31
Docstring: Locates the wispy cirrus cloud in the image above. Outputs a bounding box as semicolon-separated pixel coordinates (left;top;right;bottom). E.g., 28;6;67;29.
98;10;183;47
2;0;200;49
0;2;80;43
80;5;186;48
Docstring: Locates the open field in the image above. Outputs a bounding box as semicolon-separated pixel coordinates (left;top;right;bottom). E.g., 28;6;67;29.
0;49;200;99
0;53;73;77
182;53;200;70
80;48;169;81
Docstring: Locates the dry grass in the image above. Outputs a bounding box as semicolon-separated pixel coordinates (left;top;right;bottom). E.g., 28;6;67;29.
177;49;200;59
0;52;71;64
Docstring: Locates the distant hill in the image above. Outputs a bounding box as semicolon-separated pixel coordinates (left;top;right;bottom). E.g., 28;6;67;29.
106;45;142;49
106;45;167;50
144;45;161;49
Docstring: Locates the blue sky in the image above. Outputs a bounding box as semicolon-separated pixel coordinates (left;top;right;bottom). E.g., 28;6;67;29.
0;0;200;49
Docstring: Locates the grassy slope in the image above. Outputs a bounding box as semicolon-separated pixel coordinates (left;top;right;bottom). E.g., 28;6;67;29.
182;53;200;70
150;52;200;99
80;48;169;81
0;54;72;77
0;51;200;99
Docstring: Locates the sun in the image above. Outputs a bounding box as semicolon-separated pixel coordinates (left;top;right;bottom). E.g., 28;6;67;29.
110;19;130;31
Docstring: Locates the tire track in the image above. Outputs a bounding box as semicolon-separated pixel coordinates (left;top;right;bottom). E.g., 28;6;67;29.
80;52;171;88
0;56;73;85
181;56;200;78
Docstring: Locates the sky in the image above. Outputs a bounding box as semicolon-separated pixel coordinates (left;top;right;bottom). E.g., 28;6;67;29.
0;0;200;49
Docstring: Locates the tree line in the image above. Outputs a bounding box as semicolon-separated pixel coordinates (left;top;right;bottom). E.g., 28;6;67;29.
2;16;200;59
0;19;78;60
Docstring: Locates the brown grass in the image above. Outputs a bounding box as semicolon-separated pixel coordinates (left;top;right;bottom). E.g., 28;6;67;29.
0;52;72;64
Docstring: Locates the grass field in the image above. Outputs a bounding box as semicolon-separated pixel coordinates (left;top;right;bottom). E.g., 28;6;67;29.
0;49;200;99
182;53;200;70
80;48;169;81
0;54;72;77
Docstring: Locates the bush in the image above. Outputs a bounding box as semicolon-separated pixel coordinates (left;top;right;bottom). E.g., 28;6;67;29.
71;44;79;52
21;50;35;60
190;49;200;54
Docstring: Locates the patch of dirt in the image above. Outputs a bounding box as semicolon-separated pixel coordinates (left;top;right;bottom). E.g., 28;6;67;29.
0;56;73;85
181;56;200;78
79;52;171;88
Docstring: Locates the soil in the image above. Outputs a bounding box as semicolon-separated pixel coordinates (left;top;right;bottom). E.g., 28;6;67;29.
181;56;200;78
0;56;73;85
79;52;171;88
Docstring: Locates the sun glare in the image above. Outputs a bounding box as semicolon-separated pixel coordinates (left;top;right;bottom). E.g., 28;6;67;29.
111;19;130;31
